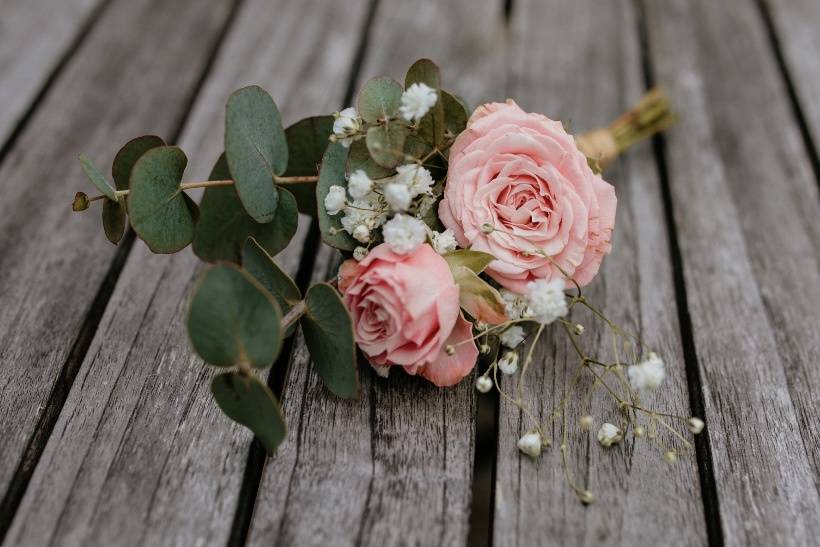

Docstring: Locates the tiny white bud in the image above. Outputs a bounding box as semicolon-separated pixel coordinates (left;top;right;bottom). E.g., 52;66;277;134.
352;224;370;243
597;423;622;447
324;185;347;215
479;344;491;355
517;432;542;458
445;345;455;356
663;450;677;463
476;376;493;393
499;326;525;348
580;490;595;505
353;246;368;261
634;425;646;438
498;351;519;375
687;417;705;434
481;222;494;234
574;324;585;335
579;415;593;430
383;182;412;212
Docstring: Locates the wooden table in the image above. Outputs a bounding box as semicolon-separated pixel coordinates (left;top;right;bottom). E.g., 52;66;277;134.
1;0;819;545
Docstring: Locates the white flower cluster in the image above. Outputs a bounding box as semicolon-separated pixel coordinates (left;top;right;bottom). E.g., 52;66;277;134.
597;423;622;447
332;107;361;147
399;83;438;122
499;280;568;325
324;162;445;256
627;352;665;390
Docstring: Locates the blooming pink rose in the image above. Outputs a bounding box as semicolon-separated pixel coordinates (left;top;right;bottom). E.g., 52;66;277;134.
439;99;617;292
338;243;478;387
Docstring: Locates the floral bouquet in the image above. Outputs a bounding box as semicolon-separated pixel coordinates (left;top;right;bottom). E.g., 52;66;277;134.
72;59;701;502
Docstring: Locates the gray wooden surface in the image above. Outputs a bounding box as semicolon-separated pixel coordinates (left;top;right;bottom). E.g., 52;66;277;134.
1;0;819;545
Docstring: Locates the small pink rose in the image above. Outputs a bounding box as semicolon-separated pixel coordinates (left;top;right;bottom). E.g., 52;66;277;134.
439;100;617;292
338;243;478;387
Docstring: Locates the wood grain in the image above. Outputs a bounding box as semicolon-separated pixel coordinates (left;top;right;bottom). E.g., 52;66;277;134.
246;0;506;545
492;1;707;545
0;0;237;529
3;0;371;545
644;0;820;544
0;0;105;149
762;0;820;161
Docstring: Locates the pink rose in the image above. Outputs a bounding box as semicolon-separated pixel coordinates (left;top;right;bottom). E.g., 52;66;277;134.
338;243;478;387
439;100;617;292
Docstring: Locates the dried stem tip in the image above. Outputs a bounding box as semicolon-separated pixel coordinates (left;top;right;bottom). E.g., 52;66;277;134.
72;192;89;212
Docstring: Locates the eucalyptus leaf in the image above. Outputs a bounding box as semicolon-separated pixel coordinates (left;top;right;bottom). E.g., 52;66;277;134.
243;237;301;336
442;90;468;137
79;155;116;201
302;283;359;398
102;199;126;244
443;249;495;274
452;265;507;325
357;77;403;123
187;264;283;368
127;146;196;253
225;85;287;223
112;135;165;191
211;372;286;455
283;115;334;216
406;58;445;146
366;123;408;168
193;154;298;264
348;138;394;179
317;142;357;251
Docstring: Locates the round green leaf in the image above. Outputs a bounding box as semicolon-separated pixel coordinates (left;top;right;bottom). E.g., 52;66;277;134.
243;237;301;336
366;123;408;168
211;372;286;455
302;283;359;398
225;85;287;223
79;155;116;201
193;154;298;263
316;142;357;251
357;76;403;124
127;146;196;253
102;198;126;244
348;138;394;179
187;264;283;368
283;116;334;216
442;90;468;138
112;135;165;191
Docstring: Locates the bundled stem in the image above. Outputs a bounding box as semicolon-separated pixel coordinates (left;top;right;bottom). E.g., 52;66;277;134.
576;87;676;169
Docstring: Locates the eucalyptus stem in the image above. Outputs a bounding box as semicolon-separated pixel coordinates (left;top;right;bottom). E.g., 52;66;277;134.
73;175;319;211
281;300;306;331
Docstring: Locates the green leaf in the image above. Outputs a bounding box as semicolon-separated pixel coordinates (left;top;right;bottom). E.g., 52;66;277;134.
102;199;126;244
283;116;334;216
348;138;394;179
441;90;468;138
357;77;403;124
366;123;408;168
302;283;359;398
452;266;507;325
405;59;445;146
127;146;197;253
243;237;301;336
193;154;298;264
317;142;357;251
79;155;116;201
225;85;287;223
211;372;286;455
112;135;165;191
443;249;495;274
188;264;283;368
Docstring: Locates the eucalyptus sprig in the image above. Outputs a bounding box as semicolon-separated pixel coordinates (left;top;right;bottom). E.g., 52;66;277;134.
71;59;467;452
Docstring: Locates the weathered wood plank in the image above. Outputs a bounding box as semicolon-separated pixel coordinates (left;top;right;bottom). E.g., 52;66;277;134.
492;1;706;545
0;0;238;531
644;0;820;544
247;1;506;544
0;0;105;149
762;0;820;161
3;0;371;545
